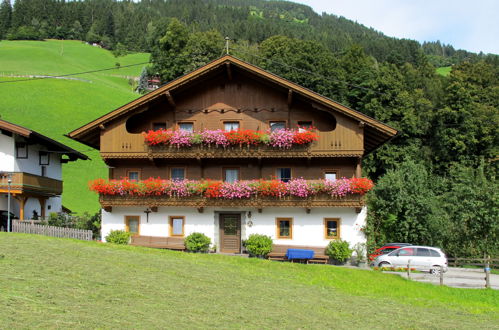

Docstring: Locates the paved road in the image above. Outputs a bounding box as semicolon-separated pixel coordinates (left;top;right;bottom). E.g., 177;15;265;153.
387;267;498;289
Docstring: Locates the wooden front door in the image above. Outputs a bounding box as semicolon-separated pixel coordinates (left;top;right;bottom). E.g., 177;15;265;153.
219;214;241;253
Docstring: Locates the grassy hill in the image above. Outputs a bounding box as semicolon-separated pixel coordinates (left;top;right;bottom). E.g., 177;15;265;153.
0;234;498;328
0;40;149;214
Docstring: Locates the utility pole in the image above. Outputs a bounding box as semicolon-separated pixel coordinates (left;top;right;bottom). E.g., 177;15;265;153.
225;37;230;55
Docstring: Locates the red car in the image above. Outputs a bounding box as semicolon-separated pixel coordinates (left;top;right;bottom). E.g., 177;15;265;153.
368;243;412;261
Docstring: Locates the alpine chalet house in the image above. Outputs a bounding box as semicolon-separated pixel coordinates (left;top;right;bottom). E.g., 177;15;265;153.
68;56;397;252
0;119;87;223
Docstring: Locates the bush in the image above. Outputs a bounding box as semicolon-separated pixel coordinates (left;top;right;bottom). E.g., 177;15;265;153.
245;234;273;257
105;230;131;244
326;240;352;263
185;232;211;252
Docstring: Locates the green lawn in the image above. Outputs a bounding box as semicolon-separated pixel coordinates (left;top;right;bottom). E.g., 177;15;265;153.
0;234;498;328
0;40;150;213
436;66;452;76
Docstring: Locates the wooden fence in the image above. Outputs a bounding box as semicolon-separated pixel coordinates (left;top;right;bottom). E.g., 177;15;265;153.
447;257;499;269
12;220;93;241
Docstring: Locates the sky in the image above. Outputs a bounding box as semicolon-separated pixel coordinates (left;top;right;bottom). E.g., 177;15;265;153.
294;0;499;55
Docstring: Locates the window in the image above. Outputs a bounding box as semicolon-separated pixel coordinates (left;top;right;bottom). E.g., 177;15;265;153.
298;121;313;132
395;248;415;256
276;168;291;182
41;166;46;177
171;167;185;180
15;142;28;159
178;122;194;132
127;170;140;181
224;168;239;183
152;122;167;131
270;121;286;132
125;216;140;235
416;248;432;257
324;218;340;239
324;170;337;181
169;216;185;236
224;121;239;131
39;151;50;165
429;249;441;257
276;218;293;239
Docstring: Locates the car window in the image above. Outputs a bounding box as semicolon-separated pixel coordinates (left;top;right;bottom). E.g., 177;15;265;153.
397;248;415;256
416;248;431;256
381;248;397;254
429;249;441;257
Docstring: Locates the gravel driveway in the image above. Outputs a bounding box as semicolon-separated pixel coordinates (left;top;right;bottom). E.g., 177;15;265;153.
387;267;498;289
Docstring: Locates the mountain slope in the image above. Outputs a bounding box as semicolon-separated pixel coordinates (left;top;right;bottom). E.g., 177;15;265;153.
0;40;149;213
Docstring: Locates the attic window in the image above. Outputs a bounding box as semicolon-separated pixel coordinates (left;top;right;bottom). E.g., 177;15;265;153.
270;121;286;132
15;142;28;159
39;151;50;165
152;122;167;131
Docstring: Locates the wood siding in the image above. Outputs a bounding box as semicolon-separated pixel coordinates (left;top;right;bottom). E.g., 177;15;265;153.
99;73;363;158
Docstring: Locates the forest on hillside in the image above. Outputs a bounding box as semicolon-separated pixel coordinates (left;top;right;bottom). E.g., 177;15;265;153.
0;0;497;258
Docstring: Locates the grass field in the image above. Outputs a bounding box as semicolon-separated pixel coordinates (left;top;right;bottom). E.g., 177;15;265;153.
436;66;452;76
0;234;498;328
0;40;150;213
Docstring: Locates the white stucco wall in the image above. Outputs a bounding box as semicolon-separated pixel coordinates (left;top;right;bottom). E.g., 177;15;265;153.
0;133;15;172
101;206;367;248
14;142;62;180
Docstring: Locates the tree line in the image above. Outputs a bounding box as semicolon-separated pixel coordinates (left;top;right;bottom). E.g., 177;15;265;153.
0;0;497;67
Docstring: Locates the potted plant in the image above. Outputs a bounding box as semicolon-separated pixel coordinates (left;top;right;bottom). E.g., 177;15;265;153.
353;243;367;267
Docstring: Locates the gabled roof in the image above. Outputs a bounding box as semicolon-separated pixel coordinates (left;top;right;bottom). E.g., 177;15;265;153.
68;55;397;153
0;119;88;161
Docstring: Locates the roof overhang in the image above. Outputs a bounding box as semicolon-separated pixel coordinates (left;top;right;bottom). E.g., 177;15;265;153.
67;55;397;153
0;119;88;161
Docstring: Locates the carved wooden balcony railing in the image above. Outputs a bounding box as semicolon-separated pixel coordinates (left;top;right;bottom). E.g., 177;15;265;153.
0;172;63;196
99;193;364;210
100;144;364;159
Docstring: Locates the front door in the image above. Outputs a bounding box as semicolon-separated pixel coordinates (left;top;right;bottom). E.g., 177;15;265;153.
219;214;241;253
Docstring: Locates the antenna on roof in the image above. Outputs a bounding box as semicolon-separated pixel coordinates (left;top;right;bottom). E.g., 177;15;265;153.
225;37;230;55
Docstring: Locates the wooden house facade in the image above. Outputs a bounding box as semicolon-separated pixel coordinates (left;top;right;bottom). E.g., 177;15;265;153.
68;56;397;252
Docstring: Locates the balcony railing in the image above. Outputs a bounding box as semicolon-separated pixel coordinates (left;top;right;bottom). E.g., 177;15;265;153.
0;172;63;196
90;178;372;209
99;194;364;209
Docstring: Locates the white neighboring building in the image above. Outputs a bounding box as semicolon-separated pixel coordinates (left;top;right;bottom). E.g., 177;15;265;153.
68;56;396;251
0;119;87;222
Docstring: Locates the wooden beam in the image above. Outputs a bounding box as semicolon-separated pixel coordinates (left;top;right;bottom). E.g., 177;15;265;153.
257;208;263;213
287;89;293;107
38;197;47;218
355;207;362;214
99;124;105;130
197;207;204;213
355;157;362;178
226;63;232;81
14;196;28;221
305;208;311;214
358;121;365;128
165;91;175;107
150;206;158;212
103;206;112;213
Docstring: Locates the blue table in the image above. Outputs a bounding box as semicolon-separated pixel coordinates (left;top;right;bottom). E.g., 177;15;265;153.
286;249;315;262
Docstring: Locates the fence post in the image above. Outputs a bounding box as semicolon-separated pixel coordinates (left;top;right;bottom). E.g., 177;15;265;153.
485;256;491;289
440;265;444;286
407;260;411;279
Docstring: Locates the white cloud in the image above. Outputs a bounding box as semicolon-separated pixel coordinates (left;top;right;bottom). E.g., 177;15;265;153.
294;0;499;54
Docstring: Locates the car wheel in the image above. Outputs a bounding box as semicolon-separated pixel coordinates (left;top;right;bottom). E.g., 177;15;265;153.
379;262;391;269
429;266;442;275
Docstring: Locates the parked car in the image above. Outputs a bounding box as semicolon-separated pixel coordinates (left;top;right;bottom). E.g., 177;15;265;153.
373;245;448;273
368;243;412;261
0;210;18;232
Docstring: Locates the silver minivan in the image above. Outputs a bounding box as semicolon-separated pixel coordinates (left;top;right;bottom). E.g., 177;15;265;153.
373;246;448;273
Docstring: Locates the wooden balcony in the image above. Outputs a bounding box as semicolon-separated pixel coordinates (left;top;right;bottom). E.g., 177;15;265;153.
101;143;364;159
0;172;63;196
99;194;364;210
